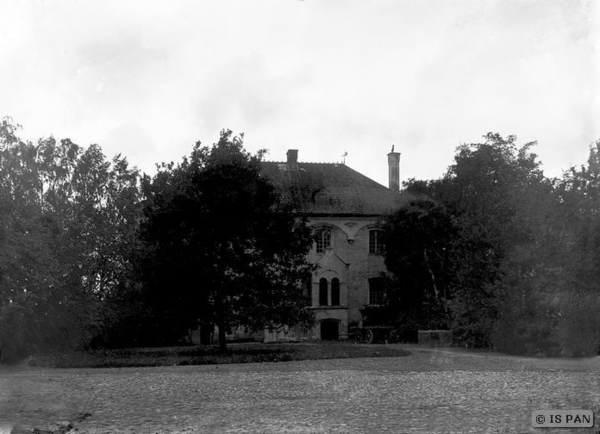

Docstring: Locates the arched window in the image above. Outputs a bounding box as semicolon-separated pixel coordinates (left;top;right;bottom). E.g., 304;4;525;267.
315;228;332;253
305;275;313;306
319;278;328;306
331;278;340;306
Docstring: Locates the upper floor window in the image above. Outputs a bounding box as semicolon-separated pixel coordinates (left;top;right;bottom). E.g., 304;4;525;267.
369;229;382;254
315;228;332;253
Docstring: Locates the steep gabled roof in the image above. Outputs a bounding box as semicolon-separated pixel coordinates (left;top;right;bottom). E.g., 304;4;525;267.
261;161;411;216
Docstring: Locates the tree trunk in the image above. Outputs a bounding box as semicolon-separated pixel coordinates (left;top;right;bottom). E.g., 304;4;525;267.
423;248;439;299
218;322;227;353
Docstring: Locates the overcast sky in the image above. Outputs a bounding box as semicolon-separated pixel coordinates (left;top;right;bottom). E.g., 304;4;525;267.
1;0;598;187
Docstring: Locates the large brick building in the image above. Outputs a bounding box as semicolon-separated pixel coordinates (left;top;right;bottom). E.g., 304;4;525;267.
260;149;410;341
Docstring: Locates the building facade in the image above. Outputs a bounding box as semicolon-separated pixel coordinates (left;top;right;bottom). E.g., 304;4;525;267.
261;149;409;341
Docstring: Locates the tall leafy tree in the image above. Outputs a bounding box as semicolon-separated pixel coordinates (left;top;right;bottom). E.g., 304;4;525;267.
394;134;557;349
139;130;314;351
442;134;551;349
0;118;142;358
557;140;600;290
550;141;600;355
381;199;457;340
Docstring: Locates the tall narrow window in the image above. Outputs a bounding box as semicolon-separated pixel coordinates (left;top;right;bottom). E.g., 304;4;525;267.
305;275;313;306
319;278;328;306
368;277;386;305
369;229;382;254
331;278;340;306
315;228;332;253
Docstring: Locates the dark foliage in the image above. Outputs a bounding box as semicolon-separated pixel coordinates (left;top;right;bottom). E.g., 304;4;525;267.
378;199;456;340
136;130;315;351
384;133;600;355
0;118;142;360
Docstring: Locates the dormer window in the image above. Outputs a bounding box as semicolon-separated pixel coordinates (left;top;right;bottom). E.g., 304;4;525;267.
315;228;332;253
312;189;330;206
315;192;328;205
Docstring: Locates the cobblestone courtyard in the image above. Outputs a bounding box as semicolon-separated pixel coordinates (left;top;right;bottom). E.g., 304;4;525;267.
1;345;599;433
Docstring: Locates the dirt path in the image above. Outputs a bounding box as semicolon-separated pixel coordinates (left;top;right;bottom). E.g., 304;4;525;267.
1;345;599;433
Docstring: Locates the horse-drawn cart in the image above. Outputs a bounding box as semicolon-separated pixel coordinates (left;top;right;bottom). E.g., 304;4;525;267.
350;326;396;344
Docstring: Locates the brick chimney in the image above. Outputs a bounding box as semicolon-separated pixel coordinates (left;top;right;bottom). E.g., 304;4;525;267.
287;149;298;170
387;147;400;191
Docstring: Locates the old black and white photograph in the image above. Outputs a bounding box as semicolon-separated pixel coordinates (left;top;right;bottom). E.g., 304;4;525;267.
0;1;598;433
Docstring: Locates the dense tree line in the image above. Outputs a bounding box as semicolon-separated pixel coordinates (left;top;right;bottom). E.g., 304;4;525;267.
382;133;600;356
0;120;313;358
0;118;141;359
1;118;598;359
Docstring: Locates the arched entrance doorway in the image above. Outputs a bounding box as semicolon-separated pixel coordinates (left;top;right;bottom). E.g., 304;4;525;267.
320;319;339;340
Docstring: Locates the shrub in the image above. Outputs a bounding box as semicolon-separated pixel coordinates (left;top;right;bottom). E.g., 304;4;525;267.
555;290;600;357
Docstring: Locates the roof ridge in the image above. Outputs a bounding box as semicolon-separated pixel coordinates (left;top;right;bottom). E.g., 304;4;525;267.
263;161;345;165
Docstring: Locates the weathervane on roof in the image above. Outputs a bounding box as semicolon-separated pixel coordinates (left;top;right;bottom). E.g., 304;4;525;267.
391;144;395;152
342;151;348;164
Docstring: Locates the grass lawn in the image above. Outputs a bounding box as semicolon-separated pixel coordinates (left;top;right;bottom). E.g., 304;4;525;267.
28;342;411;369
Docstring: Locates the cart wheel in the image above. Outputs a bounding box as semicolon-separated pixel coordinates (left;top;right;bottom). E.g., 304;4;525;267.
365;329;374;344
